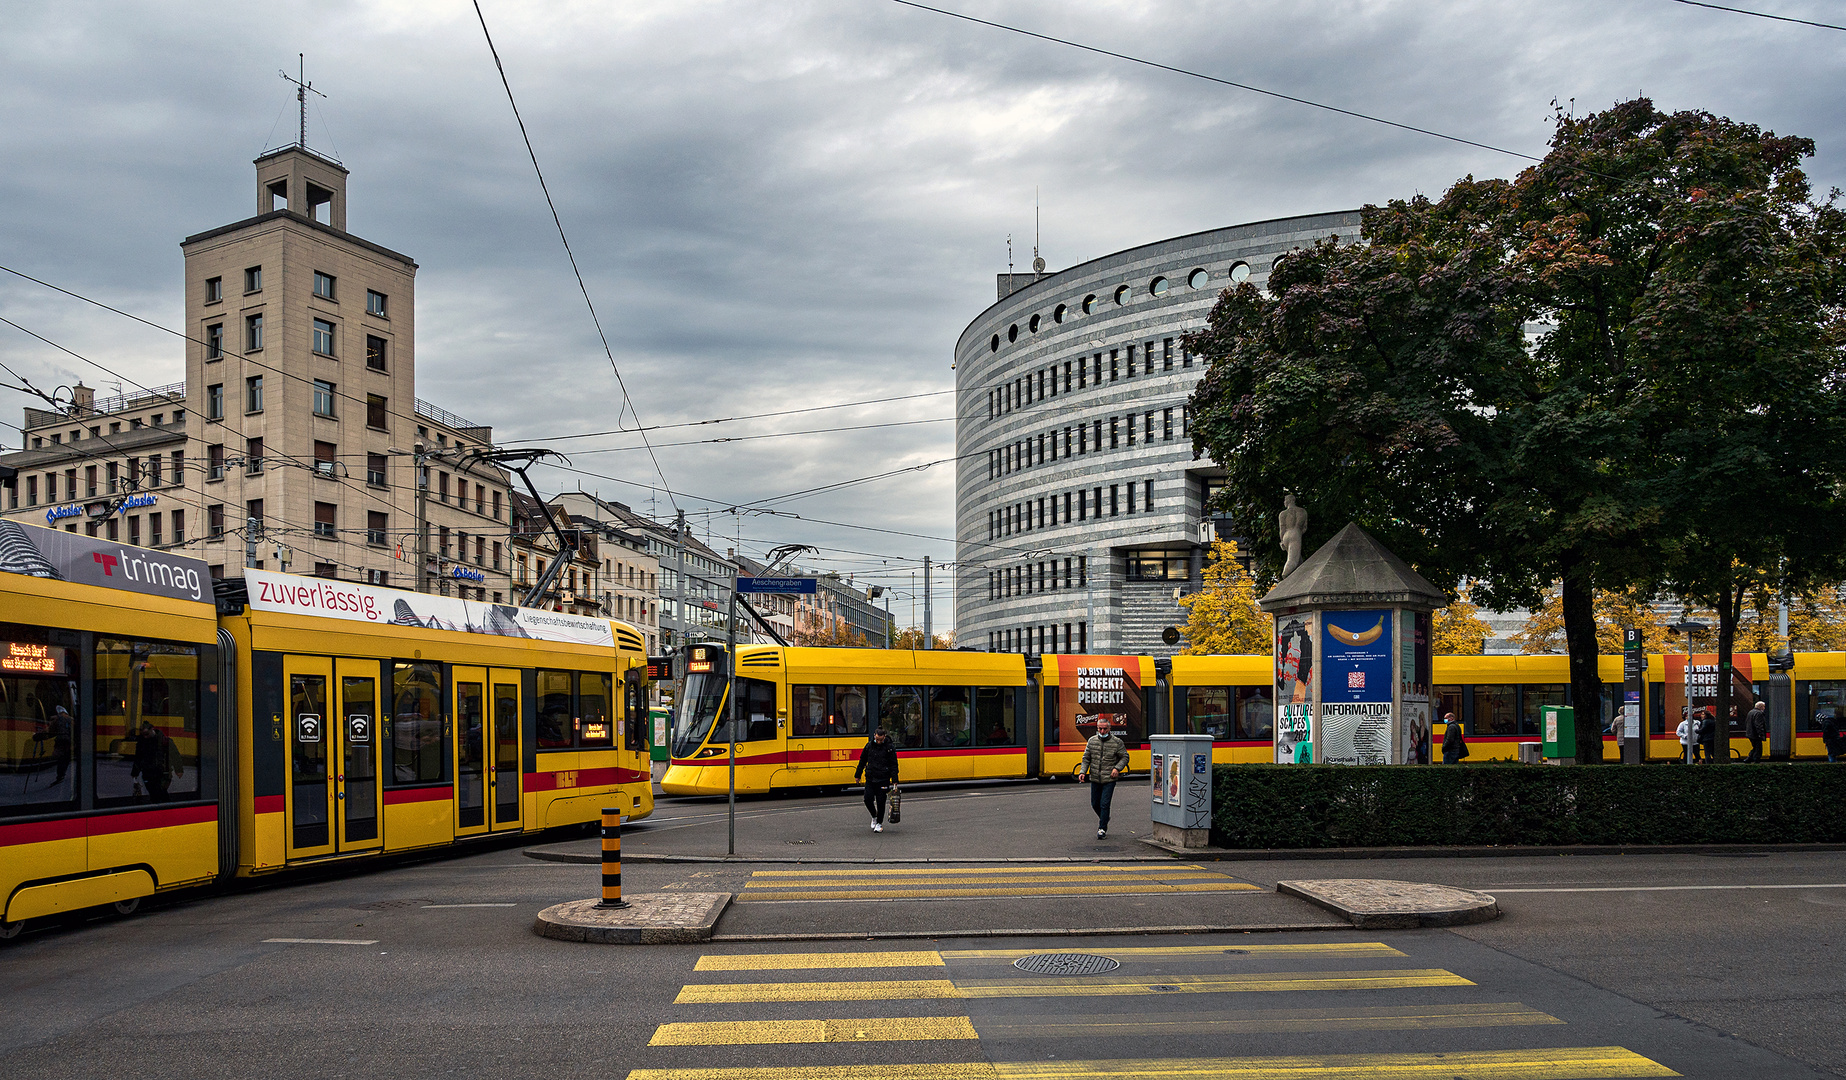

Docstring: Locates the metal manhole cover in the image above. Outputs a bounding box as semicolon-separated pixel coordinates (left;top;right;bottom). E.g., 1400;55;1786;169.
1013;953;1120;976
358;899;432;910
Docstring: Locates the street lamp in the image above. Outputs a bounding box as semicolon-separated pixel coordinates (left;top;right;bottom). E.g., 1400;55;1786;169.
867;585;891;649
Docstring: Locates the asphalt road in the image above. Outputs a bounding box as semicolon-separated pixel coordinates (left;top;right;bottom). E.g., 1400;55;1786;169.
2;782;1843;1078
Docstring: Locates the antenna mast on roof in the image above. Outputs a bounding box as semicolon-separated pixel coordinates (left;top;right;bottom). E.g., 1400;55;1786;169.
1032;187;1045;279
278;54;325;150
1006;234;1013;278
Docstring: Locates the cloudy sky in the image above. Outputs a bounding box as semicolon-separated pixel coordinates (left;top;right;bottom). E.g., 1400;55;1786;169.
3;0;1843;629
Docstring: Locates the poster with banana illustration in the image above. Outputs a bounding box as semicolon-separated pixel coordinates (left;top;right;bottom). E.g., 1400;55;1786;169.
1320;609;1395;765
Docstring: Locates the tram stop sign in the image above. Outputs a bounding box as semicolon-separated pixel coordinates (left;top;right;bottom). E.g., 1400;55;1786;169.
735;577;818;595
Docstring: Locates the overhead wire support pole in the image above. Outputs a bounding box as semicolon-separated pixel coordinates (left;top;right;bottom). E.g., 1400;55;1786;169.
726;585;737;856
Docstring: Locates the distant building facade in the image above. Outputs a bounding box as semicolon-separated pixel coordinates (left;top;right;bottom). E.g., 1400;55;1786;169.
953;211;1362;656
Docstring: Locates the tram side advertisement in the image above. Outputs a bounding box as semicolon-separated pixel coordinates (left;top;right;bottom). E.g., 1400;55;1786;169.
1320;610;1394;766
1053;655;1144;747
243;568;614;647
1274;613;1314;763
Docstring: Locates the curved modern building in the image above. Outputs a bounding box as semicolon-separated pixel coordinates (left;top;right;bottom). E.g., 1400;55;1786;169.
954;210;1361;656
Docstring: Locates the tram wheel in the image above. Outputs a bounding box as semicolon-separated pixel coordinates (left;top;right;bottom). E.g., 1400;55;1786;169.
0;919;22;940
111;897;141;917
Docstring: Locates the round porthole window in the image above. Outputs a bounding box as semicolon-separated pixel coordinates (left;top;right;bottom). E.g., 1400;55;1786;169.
1114;284;1130;306
1029;314;1041;333
1082;294;1097;315
1188;268;1208;289
990;334;999;352
1229;261;1251;283
1053;303;1066;324
1008;324;1019;343
1150;276;1169;296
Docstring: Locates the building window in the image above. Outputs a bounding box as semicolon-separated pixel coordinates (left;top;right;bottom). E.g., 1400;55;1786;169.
246;375;263;413
208;444;226;480
438;472;449;502
247;437;264;474
1145;479;1154;509
314;502;336;538
475;536;485;565
206;384;224;420
1110;417;1119;449
313;379;336;417
312;318;336;356
474;484;484;513
313;271;336;300
171;509;184;541
366;290;387;317
366;394;387;429
168;450;182;485
314;440;337;476
1127;483;1136;514
208;504;225;537
1163;408;1173;441
246;499;265;537
366;334;387;371
368;511;388;546
205;276;223;303
492;541;502;570
149;512;162;546
491;490;502;519
439;526;451;556
246;313;264;351
206;323;223;359
244;266;262;293
314;563;337;579
367;452;387;486
367;569;389;586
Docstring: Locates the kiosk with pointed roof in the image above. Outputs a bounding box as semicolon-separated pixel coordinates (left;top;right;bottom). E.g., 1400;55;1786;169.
1258;522;1446;766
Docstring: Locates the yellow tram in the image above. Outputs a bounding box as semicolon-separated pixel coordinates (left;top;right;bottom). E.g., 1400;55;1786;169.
0;522;652;937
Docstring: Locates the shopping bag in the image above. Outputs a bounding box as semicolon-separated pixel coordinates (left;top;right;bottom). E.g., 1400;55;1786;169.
887;786;901;824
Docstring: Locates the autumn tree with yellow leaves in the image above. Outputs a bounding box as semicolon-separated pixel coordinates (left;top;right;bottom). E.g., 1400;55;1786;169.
1431;588;1495;655
1176;541;1270;655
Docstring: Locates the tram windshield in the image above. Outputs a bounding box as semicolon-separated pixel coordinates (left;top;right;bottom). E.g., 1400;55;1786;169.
672;672;728;758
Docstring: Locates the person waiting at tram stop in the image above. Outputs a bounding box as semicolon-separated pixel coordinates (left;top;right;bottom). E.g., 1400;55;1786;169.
1078;717;1129;839
854;727;901;833
1819;709;1844;763
1745;700;1768;763
1677;708;1696;762
1441;712;1468;764
130;720;182;803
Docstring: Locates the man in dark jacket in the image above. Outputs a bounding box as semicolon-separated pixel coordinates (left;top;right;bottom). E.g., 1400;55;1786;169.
1821;710;1843;763
854;728;901;832
1745;700;1769;763
1441;712;1468;764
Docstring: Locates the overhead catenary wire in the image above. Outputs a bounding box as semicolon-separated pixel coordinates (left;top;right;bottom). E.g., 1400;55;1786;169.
1666;0;1846;32
468;0;678;513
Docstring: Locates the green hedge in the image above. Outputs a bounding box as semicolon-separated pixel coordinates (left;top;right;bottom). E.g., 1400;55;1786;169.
1210;763;1846;849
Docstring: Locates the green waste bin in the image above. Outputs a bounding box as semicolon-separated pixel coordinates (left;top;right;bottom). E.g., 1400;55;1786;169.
1541;705;1575;763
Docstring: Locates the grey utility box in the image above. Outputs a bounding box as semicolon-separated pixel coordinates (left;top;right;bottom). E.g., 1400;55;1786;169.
1149;734;1214;849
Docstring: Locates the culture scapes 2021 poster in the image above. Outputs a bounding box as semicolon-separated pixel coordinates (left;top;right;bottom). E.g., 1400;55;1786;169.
1053;655;1145;747
1320;610;1394;765
1274;613;1313;763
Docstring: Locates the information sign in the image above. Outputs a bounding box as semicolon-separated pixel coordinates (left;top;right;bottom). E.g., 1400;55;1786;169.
735;577;818;595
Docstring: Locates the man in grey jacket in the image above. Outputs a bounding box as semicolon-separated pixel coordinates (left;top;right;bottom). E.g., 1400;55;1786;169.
1078;717;1130;838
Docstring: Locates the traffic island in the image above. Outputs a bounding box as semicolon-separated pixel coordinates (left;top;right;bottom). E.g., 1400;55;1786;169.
534;892;731;945
1275;879;1499;929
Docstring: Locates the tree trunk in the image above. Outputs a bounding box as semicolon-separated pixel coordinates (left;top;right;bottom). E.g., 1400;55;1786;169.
1709;576;1740;765
1560;555;1604;764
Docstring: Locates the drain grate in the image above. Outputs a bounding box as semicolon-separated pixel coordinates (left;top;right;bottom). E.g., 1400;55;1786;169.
1013;953;1120;976
357;899;433;910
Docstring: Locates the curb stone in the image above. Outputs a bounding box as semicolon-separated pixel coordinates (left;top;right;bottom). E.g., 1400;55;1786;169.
1276;879;1499;929
533;892;730;945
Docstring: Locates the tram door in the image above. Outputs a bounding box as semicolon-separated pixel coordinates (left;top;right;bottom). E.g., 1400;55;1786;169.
490;673;522;831
286;656;384;859
453;666;489;837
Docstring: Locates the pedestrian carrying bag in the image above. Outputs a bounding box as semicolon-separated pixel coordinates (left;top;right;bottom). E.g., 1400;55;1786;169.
887;786;901;824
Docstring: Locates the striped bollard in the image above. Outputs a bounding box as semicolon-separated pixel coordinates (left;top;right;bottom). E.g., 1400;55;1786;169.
596;807;629;909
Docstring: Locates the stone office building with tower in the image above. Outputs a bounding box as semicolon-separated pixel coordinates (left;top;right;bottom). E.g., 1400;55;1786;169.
953;211;1361;656
1;145;513;599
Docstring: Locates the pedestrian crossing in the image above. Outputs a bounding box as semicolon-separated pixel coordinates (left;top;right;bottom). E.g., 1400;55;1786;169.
627;941;1683;1080
734;863;1262;903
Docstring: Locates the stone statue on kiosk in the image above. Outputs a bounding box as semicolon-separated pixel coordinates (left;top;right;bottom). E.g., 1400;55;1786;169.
1278;493;1307;576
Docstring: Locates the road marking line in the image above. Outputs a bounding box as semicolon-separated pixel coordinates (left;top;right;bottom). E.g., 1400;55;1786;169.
696;950;944;971
420;903;517;908
263;938;380;945
749;865;1206;876
1493;883;1846;894
973;1002;1564;1038
743;872;1227;888
672;969;1472;1003
942;942;1406;960
648;1016;978;1045
622;1046;1673;1080
736;882;1259;901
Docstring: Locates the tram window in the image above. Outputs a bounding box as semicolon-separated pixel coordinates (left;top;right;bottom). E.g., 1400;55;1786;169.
928;687;972;747
1434;686;1464;732
975;687;1016;746
1801;682;1846;733
1184;687;1231;740
391;662;444;782
878;686;925;747
1236;686;1274;742
0;624;78;816
291;673;330;849
833;686;869;735
95;636;201;806
579;672;614;746
1471;685;1518;736
1521;685;1566;737
791;685;829;736
731;678;776;742
537;670;573;749
624;670;648;751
